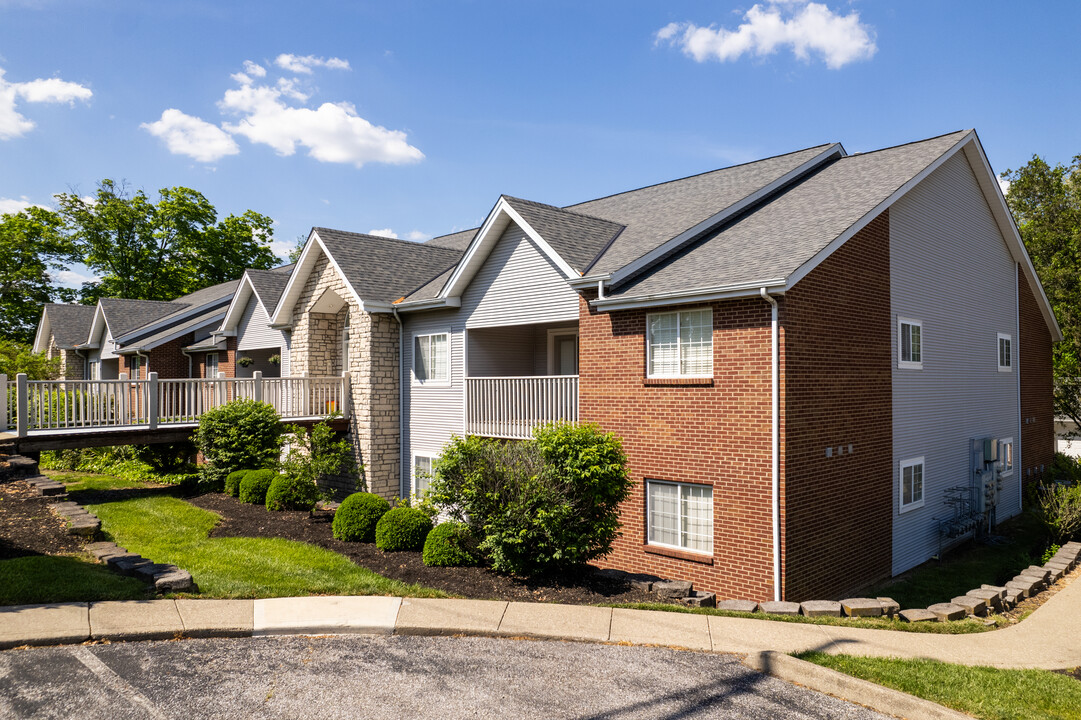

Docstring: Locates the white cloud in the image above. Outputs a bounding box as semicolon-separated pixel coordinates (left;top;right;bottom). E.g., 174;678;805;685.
368;228;398;239
219;71;424;168
998;175;1011;196
270;239;296;261
406;230;430;242
52;268;100;287
243;60;267;78
141;108;240;162
0;67;92;139
656;2;876;69
0;196;36;214
274;54;350;74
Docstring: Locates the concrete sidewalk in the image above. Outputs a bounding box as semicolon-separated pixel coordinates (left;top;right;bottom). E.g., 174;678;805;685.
2;572;1079;669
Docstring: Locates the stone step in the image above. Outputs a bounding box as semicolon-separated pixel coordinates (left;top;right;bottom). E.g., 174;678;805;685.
154;569;194;593
716;599;758;614
950;595;987;617
800;600;841;618
926;602;968;621
839;598;884;618
653;580;693;600
899;608;938;623
760;601;800;616
684;591;716;608
5;456;39;478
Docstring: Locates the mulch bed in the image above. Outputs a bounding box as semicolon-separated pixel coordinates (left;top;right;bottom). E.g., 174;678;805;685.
0;480;84;559
187;492;654;605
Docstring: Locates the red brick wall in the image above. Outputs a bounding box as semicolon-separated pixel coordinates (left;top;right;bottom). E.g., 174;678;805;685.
1019;268;1054;493
193;337;237;379
118;335;194;380
579;292;777;600
782;211;893;600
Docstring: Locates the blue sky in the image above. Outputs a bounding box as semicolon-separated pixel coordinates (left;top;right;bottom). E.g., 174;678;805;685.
2;1;1079;285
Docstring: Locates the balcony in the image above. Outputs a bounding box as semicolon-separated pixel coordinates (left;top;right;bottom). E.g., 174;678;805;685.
465;375;578;440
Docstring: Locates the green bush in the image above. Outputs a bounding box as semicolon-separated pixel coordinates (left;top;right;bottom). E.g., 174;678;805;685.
422;522;480;567
133;442;195;473
40;446;196;486
266;474;320;512
239;469;278;505
1036;481;1081;544
193;400;282;487
332;492;390;542
224;469;252;497
279;420;360;497
375;507;433;551
431;422;631;576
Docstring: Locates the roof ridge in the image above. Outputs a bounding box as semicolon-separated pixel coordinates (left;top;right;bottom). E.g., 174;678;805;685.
100;297;184;306
314;226;463;256
846;129;969;158
502;195;625;227
563;143;837;210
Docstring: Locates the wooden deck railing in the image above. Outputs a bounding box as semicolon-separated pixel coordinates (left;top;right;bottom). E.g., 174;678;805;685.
465;375;578;440
1;372;350;436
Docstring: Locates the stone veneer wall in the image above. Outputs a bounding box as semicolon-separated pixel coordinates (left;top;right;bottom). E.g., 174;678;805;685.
47;336;84;381
290;252;400;498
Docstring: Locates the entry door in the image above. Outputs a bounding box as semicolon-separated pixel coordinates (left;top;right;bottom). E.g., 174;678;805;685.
555;334;578;375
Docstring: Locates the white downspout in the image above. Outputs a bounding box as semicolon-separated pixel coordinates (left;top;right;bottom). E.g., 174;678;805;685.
181;348;194;378
760;287;781;602
392;307;405;499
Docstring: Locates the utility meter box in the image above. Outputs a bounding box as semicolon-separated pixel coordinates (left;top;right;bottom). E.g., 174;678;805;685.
982;437;998;464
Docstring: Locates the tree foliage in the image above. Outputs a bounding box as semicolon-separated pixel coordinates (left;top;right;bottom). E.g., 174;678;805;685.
0;338;60;380
0;206;77;343
55;179;279;302
1004;155;1081;430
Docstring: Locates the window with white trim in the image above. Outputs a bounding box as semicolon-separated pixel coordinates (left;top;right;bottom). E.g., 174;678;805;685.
646;308;712;378
646;480;713;554
130;355;143;380
899;457;925;513
414;455;435;496
414;332;449;383
998;333;1012;372
206;353;219;378
999;438;1014;475
898;317;922;369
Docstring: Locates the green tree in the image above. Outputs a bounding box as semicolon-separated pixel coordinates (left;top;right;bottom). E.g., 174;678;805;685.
1004;155;1081;431
0;338;59;380
0;206;78;343
55;179;278;302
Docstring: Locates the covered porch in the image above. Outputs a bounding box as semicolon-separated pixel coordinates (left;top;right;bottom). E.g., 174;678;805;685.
464;322;578;439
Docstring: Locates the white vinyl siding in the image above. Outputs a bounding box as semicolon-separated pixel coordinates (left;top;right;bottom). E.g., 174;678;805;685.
414;332;450;384
998;333;1012;371
898;317;922;369
647;480;713;554
890;150;1021;575
899;457;925;513
647;308;712;378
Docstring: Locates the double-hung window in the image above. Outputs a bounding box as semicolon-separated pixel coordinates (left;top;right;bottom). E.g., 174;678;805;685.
999;438;1014;476
899;457;925;513
647;480;713;554
898;317;922;369
414;455;435;496
998;333;1012;372
414;332;449;384
647;309;712;378
206;353;219;378
130;356;142;380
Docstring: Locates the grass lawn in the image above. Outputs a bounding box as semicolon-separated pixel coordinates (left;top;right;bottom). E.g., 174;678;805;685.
868;514;1051;609
798;652;1081;720
0;555;148;605
86;492;445;599
603;602;996;634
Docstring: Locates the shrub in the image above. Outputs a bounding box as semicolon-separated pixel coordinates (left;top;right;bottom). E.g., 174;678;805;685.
431;423;631;576
239;469;278;505
332;492;390;542
133;442;195;473
422;522;480;567
266;474;320;512
40;446;196;486
1036;481;1081;544
193;400;282;487
224;469;252;498
376;507;433;551
279;420;360;498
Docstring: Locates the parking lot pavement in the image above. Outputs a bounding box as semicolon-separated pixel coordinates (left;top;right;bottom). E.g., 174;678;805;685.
0;635;890;720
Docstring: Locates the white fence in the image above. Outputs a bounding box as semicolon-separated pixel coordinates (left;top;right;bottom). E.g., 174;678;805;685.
1;372;350;436
465;375;578;440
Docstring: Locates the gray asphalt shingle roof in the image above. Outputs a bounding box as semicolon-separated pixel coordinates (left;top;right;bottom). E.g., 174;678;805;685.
125;304;227;350
501;197;624;273
98;299;183;338
314;228;463;303
426;228;476;251
608;130;969;299
43;304;96;348
247;268;293;310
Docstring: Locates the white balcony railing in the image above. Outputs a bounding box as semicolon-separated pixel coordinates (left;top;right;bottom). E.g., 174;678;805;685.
1;371;350;436
465;375;578;440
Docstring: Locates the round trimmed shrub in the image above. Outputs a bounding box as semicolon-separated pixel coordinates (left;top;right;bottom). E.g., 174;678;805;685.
239;469;278;505
266;474;320;512
375;507;433;552
422;522;479;567
225;469;253;497
332;492;390;542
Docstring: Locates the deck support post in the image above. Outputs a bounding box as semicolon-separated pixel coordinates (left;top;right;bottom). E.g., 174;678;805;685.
15;373;28;438
147;372;159;430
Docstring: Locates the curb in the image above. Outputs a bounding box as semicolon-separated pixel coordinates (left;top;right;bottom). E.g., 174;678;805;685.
742;651;971;720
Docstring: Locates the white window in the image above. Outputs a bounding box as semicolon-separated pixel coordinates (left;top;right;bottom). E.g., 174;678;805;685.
898;317;922;369
899;457;925;513
998;333;1012;372
414;455;435;496
999;438;1014;476
647;480;713;554
130;356;142;380
414;333;450;384
646;309;712;378
206;353;219;378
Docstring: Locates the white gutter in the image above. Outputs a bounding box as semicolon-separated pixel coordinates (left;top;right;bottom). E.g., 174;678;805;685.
760;287;781;602
592;279;786;312
393;296;463;313
392;306;405;499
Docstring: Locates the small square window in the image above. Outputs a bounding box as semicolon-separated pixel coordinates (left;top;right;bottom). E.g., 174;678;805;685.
899;457;925;513
646;480;713;554
898;317;922;369
998;334;1012;372
414;332;450;384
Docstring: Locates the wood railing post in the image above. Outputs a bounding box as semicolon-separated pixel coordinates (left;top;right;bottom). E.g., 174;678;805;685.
253;370;263;403
147;372;159;430
216;371;226;407
15;373;28;437
118;373;129;425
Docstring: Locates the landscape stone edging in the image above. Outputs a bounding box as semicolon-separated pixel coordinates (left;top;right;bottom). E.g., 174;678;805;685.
600;541;1081;623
